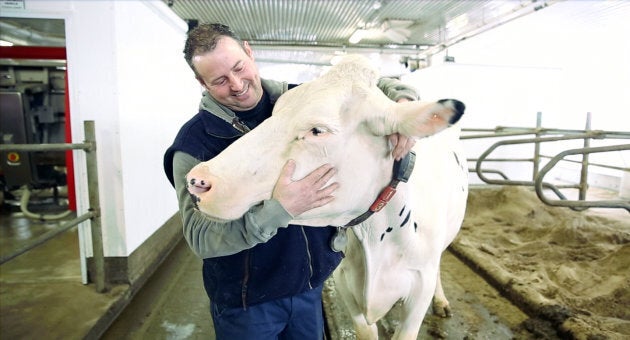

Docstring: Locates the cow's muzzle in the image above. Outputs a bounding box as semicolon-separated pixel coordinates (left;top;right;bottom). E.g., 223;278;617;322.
187;177;211;194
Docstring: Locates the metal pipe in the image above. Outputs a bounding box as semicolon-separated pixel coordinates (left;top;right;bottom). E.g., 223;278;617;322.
0;121;107;292
533;112;542;180
578;113;592;202
462;127;630;139
475;133;604;186
534;144;630;211
0;212;95;264
468;158;533;163
538;155;629;172
83;121;107;293
468;168;509;180
0;142;91;152
461;131;538;140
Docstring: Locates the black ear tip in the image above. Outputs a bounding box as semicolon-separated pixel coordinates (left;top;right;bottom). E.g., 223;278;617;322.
453;100;466;114
437;99;465;124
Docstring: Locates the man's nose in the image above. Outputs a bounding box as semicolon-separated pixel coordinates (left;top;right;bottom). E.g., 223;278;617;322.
227;73;243;91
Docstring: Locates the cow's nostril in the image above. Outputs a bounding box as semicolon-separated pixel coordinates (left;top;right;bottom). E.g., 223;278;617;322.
187;177;212;194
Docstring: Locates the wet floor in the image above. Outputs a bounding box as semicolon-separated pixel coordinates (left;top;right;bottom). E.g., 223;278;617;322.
101;237;553;339
1;190;563;339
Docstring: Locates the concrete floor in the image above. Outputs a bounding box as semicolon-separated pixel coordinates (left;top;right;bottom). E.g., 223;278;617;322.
0;208;544;340
0;205;130;339
0;198;556;340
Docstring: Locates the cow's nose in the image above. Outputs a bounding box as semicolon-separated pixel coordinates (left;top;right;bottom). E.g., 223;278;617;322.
187;176;212;194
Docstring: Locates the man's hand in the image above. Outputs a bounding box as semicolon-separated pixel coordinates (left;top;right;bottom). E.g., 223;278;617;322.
388;133;416;161
272;160;339;217
388;97;416;161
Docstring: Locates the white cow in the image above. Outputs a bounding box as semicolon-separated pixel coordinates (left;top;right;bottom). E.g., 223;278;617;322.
186;55;468;339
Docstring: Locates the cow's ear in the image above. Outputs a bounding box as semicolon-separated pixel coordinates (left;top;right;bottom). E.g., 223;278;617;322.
394;101;457;138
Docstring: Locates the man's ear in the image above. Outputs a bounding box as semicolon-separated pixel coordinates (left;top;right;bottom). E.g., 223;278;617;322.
243;41;255;60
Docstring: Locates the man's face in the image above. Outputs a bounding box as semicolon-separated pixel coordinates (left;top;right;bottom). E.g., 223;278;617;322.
193;37;263;111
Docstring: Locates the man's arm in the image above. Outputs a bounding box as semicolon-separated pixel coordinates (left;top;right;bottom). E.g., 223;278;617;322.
377;77;419;102
377;77;420;160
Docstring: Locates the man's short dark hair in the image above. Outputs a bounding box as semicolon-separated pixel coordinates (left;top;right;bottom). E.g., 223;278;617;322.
183;23;244;77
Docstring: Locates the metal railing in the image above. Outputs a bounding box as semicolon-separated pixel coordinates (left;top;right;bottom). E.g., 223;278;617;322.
463;112;630;212
0;121;106;292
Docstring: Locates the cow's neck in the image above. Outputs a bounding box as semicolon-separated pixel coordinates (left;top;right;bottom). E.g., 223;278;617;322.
343;151;416;227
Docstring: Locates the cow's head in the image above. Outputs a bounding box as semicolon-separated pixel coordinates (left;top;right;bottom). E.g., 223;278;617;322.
186;55;464;226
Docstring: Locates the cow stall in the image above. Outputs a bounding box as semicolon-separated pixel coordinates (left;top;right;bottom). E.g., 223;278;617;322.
323;113;629;339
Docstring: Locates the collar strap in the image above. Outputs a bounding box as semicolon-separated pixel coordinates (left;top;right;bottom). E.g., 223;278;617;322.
343;151;416;227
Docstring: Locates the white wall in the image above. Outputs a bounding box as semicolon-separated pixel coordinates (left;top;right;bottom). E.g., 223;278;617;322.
2;0;200;257
402;0;630;189
67;1;200;256
112;1;201;253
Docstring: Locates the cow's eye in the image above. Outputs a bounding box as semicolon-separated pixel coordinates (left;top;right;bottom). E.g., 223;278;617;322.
310;127;326;136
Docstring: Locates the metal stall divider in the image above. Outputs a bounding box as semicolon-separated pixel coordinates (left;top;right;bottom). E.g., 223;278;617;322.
0;121;106;292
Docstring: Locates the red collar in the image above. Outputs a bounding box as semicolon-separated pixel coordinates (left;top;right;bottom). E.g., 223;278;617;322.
344;151;416;227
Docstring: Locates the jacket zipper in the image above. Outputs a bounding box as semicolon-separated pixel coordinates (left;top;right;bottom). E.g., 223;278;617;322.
241;250;250;310
300;226;314;289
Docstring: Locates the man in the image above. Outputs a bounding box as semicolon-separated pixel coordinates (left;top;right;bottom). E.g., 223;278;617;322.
163;23;418;339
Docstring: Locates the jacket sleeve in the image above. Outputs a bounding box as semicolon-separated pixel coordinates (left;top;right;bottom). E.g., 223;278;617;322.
172;151;293;259
377;77;420;101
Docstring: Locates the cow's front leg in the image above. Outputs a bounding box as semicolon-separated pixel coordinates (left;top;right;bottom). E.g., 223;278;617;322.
432;266;451;317
333;268;379;340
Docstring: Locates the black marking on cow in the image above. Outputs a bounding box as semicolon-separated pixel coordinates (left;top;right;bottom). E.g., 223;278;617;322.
380;226;394;242
400;211;411;227
399;206;405;216
414;222;418;231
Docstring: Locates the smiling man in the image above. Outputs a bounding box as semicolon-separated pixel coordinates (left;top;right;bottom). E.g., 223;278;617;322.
163;23;419;340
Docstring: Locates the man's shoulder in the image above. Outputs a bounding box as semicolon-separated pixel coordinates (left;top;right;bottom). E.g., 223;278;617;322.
175;109;240;141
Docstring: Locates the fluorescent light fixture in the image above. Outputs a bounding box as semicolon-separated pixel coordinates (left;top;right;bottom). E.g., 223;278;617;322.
349;29;368;44
383;28;410;44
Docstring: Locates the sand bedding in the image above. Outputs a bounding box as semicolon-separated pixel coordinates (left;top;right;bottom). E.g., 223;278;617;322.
451;186;630;339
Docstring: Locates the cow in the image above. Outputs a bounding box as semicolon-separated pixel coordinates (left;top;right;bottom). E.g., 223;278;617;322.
186;55;468;340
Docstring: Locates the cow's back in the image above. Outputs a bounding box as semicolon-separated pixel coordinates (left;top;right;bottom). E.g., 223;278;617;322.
410;123;468;249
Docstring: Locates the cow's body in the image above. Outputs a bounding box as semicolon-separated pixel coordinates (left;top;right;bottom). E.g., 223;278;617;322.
186;55;468;339
333;124;467;339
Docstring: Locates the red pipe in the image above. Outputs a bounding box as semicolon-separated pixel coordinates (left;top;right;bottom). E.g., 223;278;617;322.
64;69;76;211
0;46;66;59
